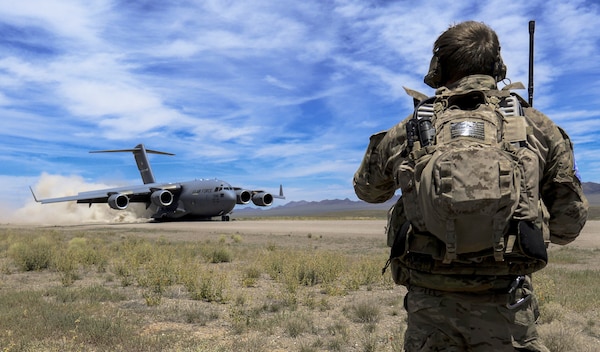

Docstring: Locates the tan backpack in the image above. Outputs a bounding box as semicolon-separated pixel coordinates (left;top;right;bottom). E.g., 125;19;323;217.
393;87;546;272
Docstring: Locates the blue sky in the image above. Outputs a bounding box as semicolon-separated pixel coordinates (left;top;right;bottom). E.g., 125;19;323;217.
2;0;600;218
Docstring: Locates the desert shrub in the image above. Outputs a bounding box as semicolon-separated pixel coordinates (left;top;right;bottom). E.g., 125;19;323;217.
8;236;54;271
186;268;229;303
539;301;566;324
261;248;346;294
66;237;108;270
228;303;266;335
539;321;591;352
241;265;262;287
208;246;233;263
345;298;380;324
390;326;406;352
136;254;180;289
533;271;557;307
183;306;220;325
112;259;134;286
114;237;155;266
136;250;182;306
343;255;384;291
282;311;314;338
229;332;267;352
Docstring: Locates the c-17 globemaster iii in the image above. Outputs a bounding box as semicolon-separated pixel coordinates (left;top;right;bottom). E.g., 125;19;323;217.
30;144;284;221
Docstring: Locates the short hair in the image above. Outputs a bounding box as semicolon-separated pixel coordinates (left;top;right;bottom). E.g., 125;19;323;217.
434;21;503;84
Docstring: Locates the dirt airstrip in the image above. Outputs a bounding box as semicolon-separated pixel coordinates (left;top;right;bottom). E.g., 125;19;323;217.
28;218;598;249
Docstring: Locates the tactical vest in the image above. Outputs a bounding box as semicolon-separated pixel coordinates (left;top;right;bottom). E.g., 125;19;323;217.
385;86;549;283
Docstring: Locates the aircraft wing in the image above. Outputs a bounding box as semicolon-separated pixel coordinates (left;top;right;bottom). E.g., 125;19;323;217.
233;184;285;199
31;182;181;205
230;184;285;207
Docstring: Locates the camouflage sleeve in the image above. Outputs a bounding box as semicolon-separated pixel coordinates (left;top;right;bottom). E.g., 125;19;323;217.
538;119;589;245
353;120;409;203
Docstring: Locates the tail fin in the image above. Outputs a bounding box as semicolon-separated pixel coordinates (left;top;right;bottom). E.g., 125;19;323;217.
90;144;174;184
275;184;285;199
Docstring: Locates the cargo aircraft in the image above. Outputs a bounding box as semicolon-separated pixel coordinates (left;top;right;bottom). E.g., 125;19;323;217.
30;144;284;221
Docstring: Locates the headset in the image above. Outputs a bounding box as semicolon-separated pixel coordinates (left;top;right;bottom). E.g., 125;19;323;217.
424;48;506;88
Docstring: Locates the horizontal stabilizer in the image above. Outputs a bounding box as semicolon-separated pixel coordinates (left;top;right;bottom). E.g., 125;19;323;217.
90;146;174;156
90;144;173;184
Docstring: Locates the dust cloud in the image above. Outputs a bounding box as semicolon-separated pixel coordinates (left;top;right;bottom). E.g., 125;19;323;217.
6;173;152;225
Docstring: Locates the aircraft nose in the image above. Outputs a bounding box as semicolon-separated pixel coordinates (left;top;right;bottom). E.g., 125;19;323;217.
223;190;236;202
222;190;237;209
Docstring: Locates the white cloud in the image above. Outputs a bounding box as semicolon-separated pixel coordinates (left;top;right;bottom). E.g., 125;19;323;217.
264;75;295;91
0;0;109;44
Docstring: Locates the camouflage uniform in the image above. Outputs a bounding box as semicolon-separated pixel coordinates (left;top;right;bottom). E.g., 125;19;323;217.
353;75;588;351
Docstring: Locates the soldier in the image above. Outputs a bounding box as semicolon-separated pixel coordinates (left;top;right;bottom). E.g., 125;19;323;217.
353;21;588;351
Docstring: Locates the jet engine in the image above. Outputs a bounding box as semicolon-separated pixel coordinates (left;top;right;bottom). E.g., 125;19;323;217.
108;193;129;210
252;192;273;206
236;189;252;205
151;189;174;207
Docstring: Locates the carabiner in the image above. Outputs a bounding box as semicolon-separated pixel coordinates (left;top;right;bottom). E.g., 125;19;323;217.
506;293;531;310
506;275;530;309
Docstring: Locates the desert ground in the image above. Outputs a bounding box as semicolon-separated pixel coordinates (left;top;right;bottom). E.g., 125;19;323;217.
1;219;598;351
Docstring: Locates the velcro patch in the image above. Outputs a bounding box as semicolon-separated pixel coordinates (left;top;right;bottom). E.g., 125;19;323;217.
450;121;485;140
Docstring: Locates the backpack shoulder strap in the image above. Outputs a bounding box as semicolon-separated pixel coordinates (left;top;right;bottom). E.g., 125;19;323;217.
403;86;429;107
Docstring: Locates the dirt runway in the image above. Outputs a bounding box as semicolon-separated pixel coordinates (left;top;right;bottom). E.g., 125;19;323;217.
22;218;599;250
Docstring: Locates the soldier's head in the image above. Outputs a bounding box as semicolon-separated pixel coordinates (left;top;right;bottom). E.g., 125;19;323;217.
424;21;506;88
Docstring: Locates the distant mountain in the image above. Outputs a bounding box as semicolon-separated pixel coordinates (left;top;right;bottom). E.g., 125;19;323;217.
583;182;600;206
235;196;399;217
236;182;600;218
583;182;600;195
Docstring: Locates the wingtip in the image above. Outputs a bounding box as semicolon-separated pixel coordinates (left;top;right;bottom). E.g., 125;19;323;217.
29;186;40;203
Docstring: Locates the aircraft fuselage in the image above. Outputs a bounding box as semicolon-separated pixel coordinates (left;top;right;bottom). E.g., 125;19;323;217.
155;179;238;220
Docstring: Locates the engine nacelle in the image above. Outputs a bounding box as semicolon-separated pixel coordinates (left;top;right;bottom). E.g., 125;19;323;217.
151;189;174;207
108;193;129;210
236;189;252;205
252;192;273;206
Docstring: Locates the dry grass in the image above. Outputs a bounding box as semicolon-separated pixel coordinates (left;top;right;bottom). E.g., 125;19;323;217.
0;223;598;351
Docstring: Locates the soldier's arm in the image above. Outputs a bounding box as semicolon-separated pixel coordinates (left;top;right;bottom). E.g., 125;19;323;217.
353;121;408;203
540;123;589;245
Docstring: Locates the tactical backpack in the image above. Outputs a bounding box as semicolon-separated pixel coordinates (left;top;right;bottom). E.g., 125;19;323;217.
387;85;549;281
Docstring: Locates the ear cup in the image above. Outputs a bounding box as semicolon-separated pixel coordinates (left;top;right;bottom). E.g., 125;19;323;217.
424;55;442;88
493;52;507;82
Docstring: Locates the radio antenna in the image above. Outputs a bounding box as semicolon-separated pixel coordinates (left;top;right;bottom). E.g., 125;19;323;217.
528;20;535;106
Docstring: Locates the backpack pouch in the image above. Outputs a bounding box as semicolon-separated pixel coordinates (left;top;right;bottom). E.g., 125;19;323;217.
418;144;519;257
